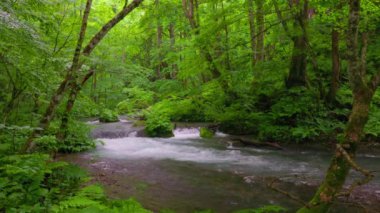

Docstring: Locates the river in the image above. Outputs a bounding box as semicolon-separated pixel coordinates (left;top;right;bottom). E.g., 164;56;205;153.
59;120;380;213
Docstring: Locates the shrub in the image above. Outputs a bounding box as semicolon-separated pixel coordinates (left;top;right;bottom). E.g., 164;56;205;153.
46;120;96;153
200;127;214;138
99;109;119;123
145;113;174;138
0;154;87;212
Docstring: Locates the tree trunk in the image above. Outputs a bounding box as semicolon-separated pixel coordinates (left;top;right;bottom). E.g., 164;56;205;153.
182;0;220;79
22;0;93;153
57;70;95;141
247;0;256;68
23;0;144;152
169;22;178;78
297;1;374;211
221;1;231;70
286;0;309;88
256;0;264;61
156;0;162;79
326;29;340;105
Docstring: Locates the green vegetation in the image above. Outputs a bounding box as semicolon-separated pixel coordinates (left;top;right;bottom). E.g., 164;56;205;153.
200;127;214;138
0;0;379;212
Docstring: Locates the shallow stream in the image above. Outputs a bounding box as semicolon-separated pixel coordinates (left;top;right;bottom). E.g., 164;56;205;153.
59;120;380;213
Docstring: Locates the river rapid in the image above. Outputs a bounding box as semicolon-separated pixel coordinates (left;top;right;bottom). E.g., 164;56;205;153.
59;120;380;213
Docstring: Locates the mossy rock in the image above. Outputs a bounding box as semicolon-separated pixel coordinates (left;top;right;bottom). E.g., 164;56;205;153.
200;127;215;138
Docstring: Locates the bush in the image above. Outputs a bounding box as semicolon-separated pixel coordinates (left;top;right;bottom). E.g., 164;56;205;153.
145;113;174;138
0;154;151;212
99;109;119;123
200;127;214;138
46;120;96;153
0;154;87;212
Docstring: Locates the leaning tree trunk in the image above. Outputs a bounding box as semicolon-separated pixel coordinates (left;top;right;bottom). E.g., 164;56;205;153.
297;0;375;212
23;0;144;152
22;0;93;153
57;70;94;141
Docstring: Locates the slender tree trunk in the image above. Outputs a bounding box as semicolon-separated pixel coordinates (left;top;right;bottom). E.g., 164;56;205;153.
298;1;374;212
326;29;340;105
57;69;95;141
169;22;178;78
22;0;93;153
247;0;256;68
221;1;231;70
156;0;162;79
182;0;220;79
256;0;265;61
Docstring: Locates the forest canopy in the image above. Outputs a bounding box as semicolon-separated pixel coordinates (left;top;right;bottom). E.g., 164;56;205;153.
0;0;380;212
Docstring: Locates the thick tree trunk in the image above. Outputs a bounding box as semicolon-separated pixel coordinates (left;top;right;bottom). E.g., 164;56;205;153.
326;29;340;104
298;1;373;212
286;0;309;88
286;35;308;87
255;0;265;61
297;90;372;213
247;0;256;67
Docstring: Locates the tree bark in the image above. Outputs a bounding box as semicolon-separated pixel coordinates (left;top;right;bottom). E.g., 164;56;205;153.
297;1;374;212
255;0;265;61
247;0;256;68
182;0;220;79
57;69;95;141
23;0;144;152
156;0;163;79
326;29;340;105
22;0;93;153
169;22;178;78
286;0;309;88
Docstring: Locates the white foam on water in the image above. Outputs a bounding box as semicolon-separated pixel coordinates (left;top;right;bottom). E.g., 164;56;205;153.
97;137;268;167
173;127;201;138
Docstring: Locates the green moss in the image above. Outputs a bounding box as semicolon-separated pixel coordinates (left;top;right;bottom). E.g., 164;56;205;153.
200;127;214;138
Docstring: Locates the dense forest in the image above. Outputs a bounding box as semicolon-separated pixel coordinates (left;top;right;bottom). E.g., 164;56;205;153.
1;0;380;212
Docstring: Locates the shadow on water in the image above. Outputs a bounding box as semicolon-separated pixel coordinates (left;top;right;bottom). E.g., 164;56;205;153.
59;121;380;213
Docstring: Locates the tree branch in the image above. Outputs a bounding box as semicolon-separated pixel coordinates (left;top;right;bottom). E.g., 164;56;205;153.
82;0;144;56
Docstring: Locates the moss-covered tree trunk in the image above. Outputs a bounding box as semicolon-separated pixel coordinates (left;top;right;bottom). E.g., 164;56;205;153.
286;0;309;88
297;0;376;211
297;90;372;212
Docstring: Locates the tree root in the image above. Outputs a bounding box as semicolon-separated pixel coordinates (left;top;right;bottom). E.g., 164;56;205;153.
336;144;375;197
266;178;310;207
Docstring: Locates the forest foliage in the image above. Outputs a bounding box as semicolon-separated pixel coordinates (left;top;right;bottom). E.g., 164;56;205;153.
1;0;379;212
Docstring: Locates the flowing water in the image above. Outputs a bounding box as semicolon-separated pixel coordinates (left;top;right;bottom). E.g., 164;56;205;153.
60;121;380;213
